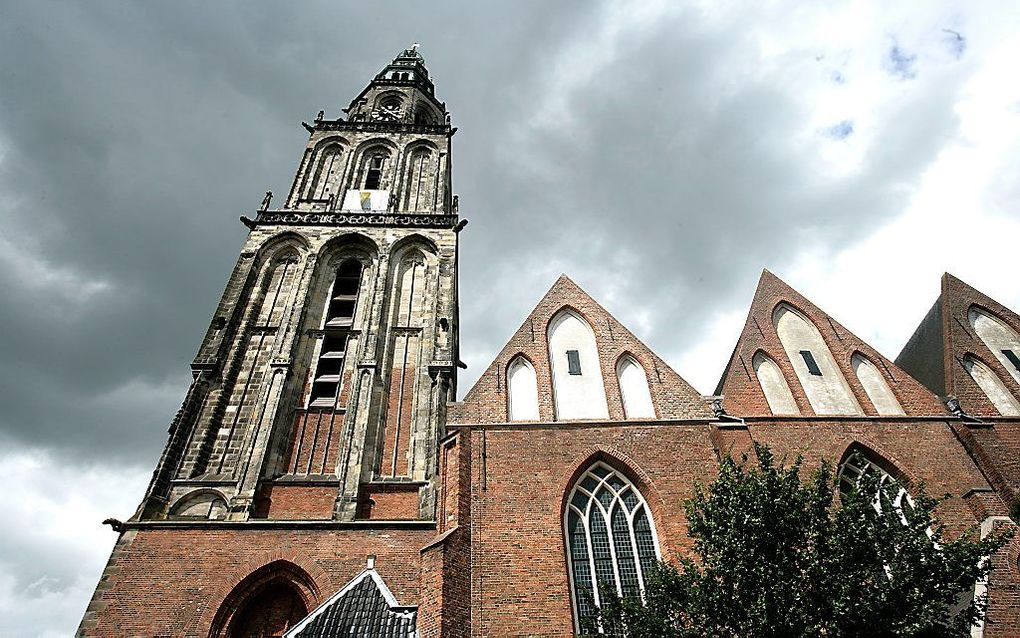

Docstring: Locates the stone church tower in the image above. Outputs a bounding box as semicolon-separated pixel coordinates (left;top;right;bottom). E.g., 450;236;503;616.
79;47;469;637
143;44;459;524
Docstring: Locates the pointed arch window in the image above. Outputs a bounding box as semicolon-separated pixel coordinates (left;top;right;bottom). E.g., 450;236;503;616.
309;259;363;407
963;355;1020;416
507;356;539;421
773;304;861;415
616;356;654;419
364;154;386;190
838;452;913;521
851;354;905;416
752;351;799;415
403;146;435;212
307;143;345;201
548;309;609;420
565;462;660;633
970;307;1020;385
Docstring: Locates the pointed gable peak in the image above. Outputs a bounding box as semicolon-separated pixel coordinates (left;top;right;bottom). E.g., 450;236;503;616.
718;270;946;417
448;274;712;424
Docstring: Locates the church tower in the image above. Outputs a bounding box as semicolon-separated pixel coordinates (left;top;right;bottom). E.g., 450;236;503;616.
80;47;466;637
139;44;460;524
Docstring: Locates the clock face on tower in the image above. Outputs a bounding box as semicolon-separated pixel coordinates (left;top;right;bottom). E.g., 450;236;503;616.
372;99;403;121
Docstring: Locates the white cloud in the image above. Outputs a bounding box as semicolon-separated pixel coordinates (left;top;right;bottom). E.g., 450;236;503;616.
0;450;148;637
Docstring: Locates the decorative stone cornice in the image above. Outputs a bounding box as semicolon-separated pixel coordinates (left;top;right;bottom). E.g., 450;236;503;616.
253;210;458;230
314;119;450;136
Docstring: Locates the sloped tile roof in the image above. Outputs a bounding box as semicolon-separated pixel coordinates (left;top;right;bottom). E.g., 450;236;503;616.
286;569;416;638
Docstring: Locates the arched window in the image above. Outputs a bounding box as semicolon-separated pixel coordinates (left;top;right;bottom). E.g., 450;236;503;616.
838;451;912;520
403;146;435;212
507;356;539;421
964;355;1020;416
169;491;227;519
306;143;344;201
970;307;1020;385
616;356;654;419
752;351;799;415
773;304;861;415
851;354;905;416
565;462;660;633
548;309;609;420
309;260;363;407
379;248;431;477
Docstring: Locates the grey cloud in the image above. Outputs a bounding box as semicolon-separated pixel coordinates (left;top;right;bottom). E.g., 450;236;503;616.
0;3;984;635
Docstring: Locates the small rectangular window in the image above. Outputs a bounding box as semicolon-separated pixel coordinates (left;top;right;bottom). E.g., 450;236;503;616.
800;350;822;376
1003;349;1020;373
566;350;582;375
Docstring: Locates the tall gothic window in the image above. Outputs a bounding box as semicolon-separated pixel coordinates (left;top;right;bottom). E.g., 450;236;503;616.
565;462;659;634
403;146;435;212
309;260;363;407
307;143;344;201
838;452;912;519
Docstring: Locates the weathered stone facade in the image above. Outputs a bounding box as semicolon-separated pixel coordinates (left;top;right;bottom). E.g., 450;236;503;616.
78;49;1020;637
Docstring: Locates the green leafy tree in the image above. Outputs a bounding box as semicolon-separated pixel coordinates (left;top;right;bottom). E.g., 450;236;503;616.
592;446;1010;637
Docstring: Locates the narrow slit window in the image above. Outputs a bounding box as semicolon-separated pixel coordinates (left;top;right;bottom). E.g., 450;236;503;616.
800;350;822;376
1003;349;1020;373
566;350;582;375
364;155;384;189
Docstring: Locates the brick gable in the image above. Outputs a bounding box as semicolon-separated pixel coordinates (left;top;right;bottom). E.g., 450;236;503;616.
717;270;946;417
448;275;712;424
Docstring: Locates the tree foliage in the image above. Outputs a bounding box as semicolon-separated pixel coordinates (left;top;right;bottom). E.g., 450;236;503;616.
592;446;1010;637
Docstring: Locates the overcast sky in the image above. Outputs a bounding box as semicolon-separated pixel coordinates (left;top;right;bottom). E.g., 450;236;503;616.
2;1;1019;635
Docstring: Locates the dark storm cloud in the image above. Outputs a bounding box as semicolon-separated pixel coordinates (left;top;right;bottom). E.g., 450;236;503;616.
0;0;970;462
0;0;585;464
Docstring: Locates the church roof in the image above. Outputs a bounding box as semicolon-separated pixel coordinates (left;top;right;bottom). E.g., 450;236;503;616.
284;566;416;638
448;274;712;424
716;269;946;417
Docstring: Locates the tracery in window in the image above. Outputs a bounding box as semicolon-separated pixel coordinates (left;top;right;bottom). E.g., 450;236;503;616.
838;451;912;520
565;462;659;634
507;356;539;421
616;356;654;419
970;307;1020;385
309;259;363;407
964;354;1020;416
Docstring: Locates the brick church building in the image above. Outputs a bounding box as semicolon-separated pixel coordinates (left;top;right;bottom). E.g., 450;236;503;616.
78;48;1020;637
